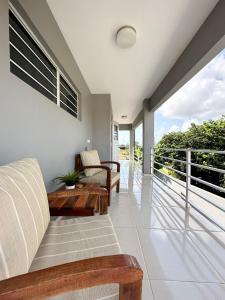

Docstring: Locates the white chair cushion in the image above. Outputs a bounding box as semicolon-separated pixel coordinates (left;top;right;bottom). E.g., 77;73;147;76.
80;150;102;177
0;158;50;280
30;214;121;300
80;170;120;187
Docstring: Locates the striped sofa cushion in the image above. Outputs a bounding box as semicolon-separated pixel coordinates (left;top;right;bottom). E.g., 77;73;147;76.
0;158;50;280
30;214;121;300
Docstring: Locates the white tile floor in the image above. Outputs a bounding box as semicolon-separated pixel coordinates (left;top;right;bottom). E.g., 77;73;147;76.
109;161;225;300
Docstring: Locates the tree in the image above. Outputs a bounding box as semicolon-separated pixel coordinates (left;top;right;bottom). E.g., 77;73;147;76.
154;116;225;197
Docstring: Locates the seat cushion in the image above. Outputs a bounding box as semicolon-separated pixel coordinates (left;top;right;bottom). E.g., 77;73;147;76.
80;170;120;187
80;150;101;177
0;158;50;280
30;214;120;300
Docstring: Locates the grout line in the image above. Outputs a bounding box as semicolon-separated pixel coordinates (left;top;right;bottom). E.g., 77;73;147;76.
135;225;156;299
150;278;225;284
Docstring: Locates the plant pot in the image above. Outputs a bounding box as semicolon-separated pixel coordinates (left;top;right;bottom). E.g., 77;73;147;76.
65;184;75;190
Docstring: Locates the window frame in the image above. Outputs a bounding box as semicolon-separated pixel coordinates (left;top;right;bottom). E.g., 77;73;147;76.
9;2;79;119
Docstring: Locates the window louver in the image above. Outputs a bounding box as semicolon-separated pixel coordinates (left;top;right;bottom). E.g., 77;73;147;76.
60;75;78;118
9;10;57;103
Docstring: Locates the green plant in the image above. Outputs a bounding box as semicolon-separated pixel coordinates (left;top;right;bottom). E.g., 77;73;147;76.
55;171;81;186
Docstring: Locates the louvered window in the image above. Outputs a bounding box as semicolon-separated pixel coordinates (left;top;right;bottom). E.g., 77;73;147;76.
9;8;79;119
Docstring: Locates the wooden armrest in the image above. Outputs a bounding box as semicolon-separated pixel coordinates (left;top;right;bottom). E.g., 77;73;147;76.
101;161;120;172
0;255;143;300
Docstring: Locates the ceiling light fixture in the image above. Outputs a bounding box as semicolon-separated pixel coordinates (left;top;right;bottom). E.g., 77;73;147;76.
121;115;127;119
116;25;136;49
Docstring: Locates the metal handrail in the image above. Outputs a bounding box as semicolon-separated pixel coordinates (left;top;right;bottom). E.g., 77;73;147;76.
155;154;186;164
153;172;185;200
152;147;225;230
155;153;225;173
153;167;186;189
188;187;225;213
134;145;143;165
190;149;225;154
190;175;225;193
134;153;143;164
154;147;225;154
190;162;225;174
154;161;186;177
153;172;225;229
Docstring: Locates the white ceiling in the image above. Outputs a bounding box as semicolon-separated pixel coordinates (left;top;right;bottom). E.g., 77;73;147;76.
47;0;218;124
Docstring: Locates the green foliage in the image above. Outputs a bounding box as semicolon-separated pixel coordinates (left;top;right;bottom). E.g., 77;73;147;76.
160;167;177;178
55;171;81;186
155;116;225;196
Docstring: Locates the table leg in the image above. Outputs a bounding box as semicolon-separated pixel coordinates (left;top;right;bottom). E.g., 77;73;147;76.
100;193;108;215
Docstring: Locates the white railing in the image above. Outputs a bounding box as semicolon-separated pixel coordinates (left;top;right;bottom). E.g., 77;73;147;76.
134;146;143;165
151;147;225;230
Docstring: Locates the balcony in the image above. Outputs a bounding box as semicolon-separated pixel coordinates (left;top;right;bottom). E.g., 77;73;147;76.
1;0;225;299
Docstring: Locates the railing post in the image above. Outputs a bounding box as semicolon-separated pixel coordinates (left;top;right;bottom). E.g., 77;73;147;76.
186;149;191;208
150;148;154;175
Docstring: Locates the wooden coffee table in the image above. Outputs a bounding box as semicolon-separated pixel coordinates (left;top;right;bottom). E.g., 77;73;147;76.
47;183;108;216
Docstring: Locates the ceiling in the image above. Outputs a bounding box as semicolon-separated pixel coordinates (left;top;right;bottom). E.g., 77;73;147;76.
47;0;218;124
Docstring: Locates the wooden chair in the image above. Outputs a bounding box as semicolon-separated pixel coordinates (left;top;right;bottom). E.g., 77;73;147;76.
0;158;143;300
75;150;120;205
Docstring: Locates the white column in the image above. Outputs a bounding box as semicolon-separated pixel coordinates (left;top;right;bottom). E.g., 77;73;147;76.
143;99;154;174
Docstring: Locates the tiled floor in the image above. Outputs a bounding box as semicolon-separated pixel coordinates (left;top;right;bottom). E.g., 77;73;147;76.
109;161;225;300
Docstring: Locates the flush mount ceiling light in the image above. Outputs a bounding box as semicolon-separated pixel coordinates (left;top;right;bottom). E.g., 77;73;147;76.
121;115;127;119
116;26;136;49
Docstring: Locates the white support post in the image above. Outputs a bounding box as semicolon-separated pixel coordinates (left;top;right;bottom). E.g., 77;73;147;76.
143;99;154;174
186;149;191;208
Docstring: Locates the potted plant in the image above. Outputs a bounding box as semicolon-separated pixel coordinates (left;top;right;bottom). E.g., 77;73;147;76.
55;171;81;190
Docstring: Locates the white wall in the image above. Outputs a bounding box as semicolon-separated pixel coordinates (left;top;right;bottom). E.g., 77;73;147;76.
92;94;112;161
0;0;93;191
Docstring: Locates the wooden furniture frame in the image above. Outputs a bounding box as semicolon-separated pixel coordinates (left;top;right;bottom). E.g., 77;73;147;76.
47;183;109;216
0;254;143;300
75;154;120;205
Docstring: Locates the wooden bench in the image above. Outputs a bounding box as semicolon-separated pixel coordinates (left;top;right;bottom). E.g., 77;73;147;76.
0;158;143;299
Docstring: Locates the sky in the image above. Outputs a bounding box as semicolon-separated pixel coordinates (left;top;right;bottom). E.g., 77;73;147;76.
119;130;130;146
155;48;225;143
119;123;143;146
119;48;225;146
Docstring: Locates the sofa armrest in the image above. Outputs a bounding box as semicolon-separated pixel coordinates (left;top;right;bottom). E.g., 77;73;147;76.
0;255;143;300
101;161;120;172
